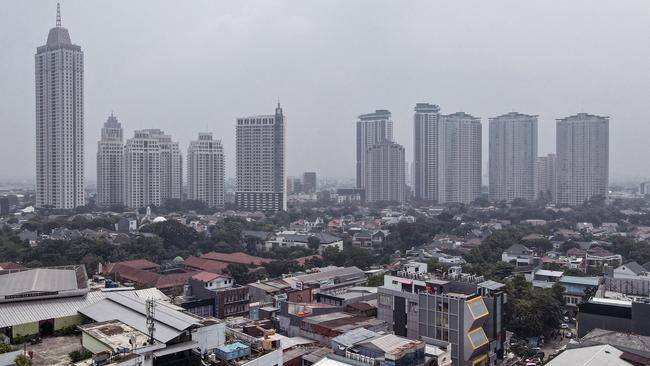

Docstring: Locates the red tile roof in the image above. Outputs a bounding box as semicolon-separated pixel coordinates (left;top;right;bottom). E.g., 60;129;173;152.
183;256;229;274
155;272;196;289
201;252;273;266
294;255;321;266
106;259;160;273
112;265;160;287
111;264;196;289
191;271;224;283
0;262;24;270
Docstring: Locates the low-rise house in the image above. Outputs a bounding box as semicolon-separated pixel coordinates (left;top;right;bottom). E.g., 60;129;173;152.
329;328;427;366
501;243;539;267
316;287;377;307
529;269;564;288
558;275;600;309
177;272;250;319
201;252;273;267
17;229;38;245
265;232;344;253
612;262;650;279
182;256;229;274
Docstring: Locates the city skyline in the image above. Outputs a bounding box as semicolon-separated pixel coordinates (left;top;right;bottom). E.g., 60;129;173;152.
1;2;648;183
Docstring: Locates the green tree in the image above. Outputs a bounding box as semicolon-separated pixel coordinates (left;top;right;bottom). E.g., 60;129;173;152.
15;354;32;366
367;273;385;287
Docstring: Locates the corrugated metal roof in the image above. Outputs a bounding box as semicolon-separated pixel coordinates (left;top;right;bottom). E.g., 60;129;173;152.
560;276;600;286
0;268;79;296
364;334;412;353
79;292;201;343
331;327;380;348
0;291;105;328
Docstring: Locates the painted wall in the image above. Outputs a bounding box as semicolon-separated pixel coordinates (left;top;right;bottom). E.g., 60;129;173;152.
81;332;111;354
54;314;82;330
12;322;38;339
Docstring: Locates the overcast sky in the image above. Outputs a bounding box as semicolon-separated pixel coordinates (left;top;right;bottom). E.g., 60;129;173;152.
1;1;649;183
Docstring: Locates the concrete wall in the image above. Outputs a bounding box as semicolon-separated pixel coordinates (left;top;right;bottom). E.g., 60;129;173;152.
12;322;38;339
577;313;632;338
82;332;111;354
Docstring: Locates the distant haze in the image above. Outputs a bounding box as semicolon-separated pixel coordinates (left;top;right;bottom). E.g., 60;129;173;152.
1;1;648;183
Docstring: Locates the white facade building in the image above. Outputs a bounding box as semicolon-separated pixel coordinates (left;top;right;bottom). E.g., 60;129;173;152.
438;112;482;204
96;113;123;207
356;110;393;189
536;154;557;201
489;112;538;202
413;103;441;201
35;5;85;209
187;133;225;208
123;130;161;209
235;103;285;211
365;141;406;203
556;113;609;206
145;129;182;202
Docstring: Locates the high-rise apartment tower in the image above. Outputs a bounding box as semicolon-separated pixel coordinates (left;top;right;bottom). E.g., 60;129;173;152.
187;133;225;208
489;112;538;202
35;4;85;208
97;113;123;207
235;103;286;211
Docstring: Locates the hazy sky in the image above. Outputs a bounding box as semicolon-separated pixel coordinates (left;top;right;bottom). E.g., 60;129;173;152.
1;1;649;183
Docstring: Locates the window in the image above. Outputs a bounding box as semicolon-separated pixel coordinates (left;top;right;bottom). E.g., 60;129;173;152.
467;328;489;349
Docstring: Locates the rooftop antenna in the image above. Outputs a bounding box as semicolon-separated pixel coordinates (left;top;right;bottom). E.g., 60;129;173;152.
146;298;156;345
56;3;62;27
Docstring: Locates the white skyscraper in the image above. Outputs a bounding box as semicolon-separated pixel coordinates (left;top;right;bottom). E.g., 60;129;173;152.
123;130;161;209
536;154;556;201
356;110;393;189
97;113;123;207
187;133;224;208
35;5;85;209
365;141;405;203
413;103;441;201
142;129;182;202
489;112;538;202
236;103;285;211
413;106;482;204
438;112;482;204
556;113;609;206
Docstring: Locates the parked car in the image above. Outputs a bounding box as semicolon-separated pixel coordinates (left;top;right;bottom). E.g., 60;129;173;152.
562;316;570;323
560;323;569;329
565;331;573;338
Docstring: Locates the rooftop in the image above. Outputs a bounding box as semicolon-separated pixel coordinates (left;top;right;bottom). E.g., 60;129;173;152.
201;252;272;266
546;344;631;366
0;265;88;302
0;291;105;328
358;110;391;120
78;319;163;352
80;291;201;343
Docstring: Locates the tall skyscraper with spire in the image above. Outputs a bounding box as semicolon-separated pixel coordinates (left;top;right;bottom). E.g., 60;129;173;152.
236;103;286;211
97;113;124;207
35;4;85;209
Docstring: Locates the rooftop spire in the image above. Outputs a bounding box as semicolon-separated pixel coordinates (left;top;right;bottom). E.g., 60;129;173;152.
56;3;61;27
